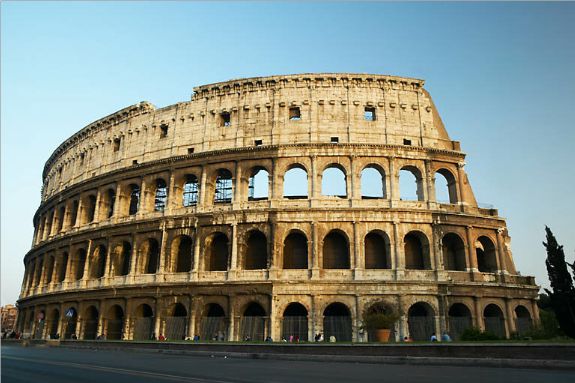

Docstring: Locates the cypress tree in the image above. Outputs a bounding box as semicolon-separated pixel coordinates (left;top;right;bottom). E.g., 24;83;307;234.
543;226;575;338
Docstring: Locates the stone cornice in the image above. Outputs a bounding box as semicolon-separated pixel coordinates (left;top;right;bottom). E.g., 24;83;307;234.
43;101;156;179
192;73;425;101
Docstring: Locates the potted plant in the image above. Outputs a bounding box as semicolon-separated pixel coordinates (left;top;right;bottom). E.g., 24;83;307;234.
361;304;400;342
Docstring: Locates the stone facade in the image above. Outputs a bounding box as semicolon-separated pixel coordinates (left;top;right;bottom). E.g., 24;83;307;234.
17;73;538;342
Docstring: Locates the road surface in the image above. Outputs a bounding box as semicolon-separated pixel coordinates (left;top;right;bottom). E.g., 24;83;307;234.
2;344;574;383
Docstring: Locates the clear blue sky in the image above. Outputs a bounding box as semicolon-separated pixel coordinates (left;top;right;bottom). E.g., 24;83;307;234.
2;2;574;305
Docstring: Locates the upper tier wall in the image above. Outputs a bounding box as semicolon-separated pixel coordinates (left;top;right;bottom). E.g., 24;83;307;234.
42;74;458;201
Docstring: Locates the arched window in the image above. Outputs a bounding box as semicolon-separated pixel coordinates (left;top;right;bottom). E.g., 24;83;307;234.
34;259;43;286
515;305;533;335
83;306;99;340
283;166;308;198
244;231;268;270
435;169;458;204
171;235;193;273
106;305;124;340
404;232;430;270
442;233;466;271
399;166;424;201
323;303;352;342
56;206;65;232
364;231;390;269
321;166;346;197
183;175;199;207
361;166;386;199
323;231;349;269
476;236;497;273
214;169;233;203
90;245;107;279
283;231;308;269
86;195;97;223
154;178;168;212
48;308;60;339
128;184;140;215
44;255;55;284
58;252;68;282
206;233;229;271
75;249;87;280
140;238;159;274
249;168;269;200
107;188;116;218
113;242;131;276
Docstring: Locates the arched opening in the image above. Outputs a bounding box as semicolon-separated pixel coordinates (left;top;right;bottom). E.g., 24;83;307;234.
58;252;68;282
515;305;533;335
113;242;131;277
106;305;124;340
240;302;268;341
34;310;46;339
47;309;60;339
154;178;168;212
248;167;269;201
321;166;347;197
182;174;199;207
133;304;154;340
476;236;497;273
44;256;55;284
447;303;472;340
363;302;397;342
26;262;36;289
323;231;350;269
282;303;308;341
483;304;506;338
214;169;233;203
64;307;78;339
244;231;268;270
323;303;352;342
404;232;430;270
83;306;99;340
171;235;193;273
361;166;386;199
106;188;116;218
56;206;65;232
165;303;188;341
128;184;140;215
399;166;424;201
283;166;308;199
90;245;107;279
200;303;227;341
435;169;458;204
364;231;391;269
206;233;229;271
139;239;159;274
442;233;466;271
74;249;87;280
408;302;435;341
283;231;308;269
86;194;97;223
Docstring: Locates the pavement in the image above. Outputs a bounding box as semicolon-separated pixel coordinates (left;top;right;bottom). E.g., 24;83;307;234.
2;344;575;383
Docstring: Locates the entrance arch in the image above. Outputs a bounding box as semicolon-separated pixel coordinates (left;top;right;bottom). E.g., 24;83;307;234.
323;303;352;342
165;303;187;341
283;231;308;269
240;302;268;341
105;305;124;340
133;304;154;340
83;306;99;340
200;303;227;341
447;303;472;340
483;304;506;338
282;303;308;341
47;308;60;339
63;307;78;339
408;302;435;341
515;305;533;335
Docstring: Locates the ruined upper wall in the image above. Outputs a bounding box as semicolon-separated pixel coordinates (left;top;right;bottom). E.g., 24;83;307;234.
41;73;458;201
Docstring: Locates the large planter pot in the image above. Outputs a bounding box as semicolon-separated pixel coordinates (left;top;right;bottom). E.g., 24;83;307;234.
375;329;391;342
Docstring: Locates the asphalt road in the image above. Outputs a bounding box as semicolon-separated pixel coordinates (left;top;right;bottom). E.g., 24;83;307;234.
2;344;574;383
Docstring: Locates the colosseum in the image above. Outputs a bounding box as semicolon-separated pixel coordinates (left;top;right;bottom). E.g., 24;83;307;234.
17;73;539;343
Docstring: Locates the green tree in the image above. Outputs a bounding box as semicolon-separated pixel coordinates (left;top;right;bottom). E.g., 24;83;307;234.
543;226;575;338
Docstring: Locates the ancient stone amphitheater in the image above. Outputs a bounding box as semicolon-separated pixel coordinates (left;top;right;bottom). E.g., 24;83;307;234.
17;73;538;342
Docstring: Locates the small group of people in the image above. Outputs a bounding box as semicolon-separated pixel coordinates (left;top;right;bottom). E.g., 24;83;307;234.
430;332;452;342
313;333;324;342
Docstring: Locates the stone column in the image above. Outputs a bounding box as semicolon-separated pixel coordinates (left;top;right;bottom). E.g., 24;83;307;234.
310;155;318;199
347;156;354;200
229;223;238;278
352;221;362;279
389;157;399;207
187;296;198;339
139;178;148;215
93;188;103;223
425;160;435;206
198;166;208;210
495;228;506;274
158;222;168;276
112;183;122;218
456;162;466;206
192;227;201;277
474;297;483;330
233;161;242;207
269;158;278;201
466;226;478;272
393;221;403;279
228;295;236;341
311;221;319;278
505;298;515;337
81;240;93;285
167;172;177;215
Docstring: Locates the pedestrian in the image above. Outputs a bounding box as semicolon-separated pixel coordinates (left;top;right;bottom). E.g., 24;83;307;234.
430;333;438;342
403;336;412;342
441;332;452;342
329;335;336;343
